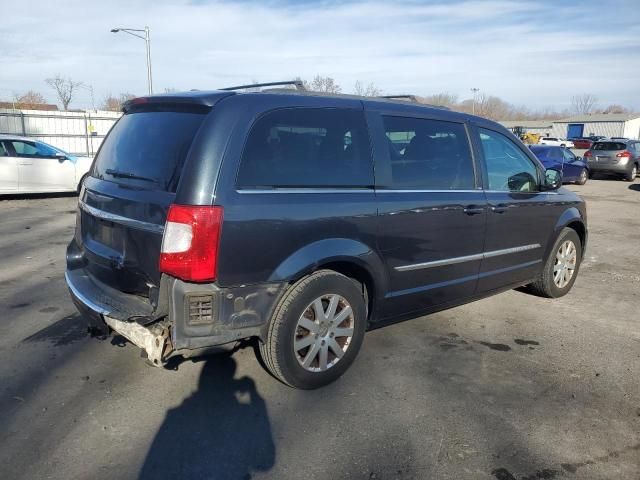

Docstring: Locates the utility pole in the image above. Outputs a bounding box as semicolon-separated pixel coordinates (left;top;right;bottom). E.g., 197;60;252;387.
111;26;153;95
471;88;480;115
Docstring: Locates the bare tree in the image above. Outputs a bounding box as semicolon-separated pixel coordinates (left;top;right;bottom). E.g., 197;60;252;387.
45;74;82;110
600;104;629;114
353;81;381;97
13;91;47;109
163;87;178;93
422;93;458;108
571;94;597;115
101;93;136;112
302;75;342;94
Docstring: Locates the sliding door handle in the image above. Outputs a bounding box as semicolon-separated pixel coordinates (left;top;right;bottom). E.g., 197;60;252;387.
490;205;508;214
463;206;485;215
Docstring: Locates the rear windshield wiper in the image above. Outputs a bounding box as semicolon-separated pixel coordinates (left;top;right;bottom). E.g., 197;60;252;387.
105;169;157;183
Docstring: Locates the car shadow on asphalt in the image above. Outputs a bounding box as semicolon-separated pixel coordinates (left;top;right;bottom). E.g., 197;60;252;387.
138;352;276;480
628;183;640;192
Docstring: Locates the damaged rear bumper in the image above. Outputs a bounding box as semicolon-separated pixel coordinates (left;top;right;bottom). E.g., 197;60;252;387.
64;268;285;366
65;270;171;365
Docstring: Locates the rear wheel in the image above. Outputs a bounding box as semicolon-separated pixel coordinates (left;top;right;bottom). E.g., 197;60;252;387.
577;169;588;185
625;164;638;182
526;228;582;298
259;270;367;389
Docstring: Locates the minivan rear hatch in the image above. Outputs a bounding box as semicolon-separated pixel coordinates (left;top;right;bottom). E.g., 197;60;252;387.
69;93;229;307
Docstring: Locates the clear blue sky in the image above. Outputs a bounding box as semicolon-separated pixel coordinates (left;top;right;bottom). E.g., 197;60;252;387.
1;0;638;110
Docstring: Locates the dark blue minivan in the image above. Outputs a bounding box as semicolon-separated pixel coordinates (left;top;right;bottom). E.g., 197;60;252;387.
66;83;587;388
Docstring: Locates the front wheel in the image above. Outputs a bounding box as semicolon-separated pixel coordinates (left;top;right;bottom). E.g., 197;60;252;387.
577;169;588;185
258;270;367;389
526;228;582;298
624;164;638;182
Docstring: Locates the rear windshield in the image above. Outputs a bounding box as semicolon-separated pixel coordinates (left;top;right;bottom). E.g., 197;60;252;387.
92;110;206;192
592;142;626;151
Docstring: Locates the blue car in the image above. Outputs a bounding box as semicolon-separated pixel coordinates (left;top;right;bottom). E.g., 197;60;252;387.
529;145;589;185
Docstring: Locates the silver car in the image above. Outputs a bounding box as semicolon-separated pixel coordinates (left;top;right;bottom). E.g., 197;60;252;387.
0;135;92;194
584;139;640;181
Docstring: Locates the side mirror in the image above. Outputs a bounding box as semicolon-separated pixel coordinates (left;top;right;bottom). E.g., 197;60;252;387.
543;168;562;190
55;152;67;162
575;156;582;162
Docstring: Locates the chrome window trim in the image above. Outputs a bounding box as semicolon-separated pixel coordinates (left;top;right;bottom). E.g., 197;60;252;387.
236;188;374;194
395;243;541;272
376;189;483;193
78;200;165;234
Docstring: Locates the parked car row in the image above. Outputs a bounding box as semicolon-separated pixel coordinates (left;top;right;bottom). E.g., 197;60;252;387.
528;139;640;183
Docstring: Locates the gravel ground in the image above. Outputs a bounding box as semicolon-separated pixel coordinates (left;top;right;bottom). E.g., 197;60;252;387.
0;179;638;480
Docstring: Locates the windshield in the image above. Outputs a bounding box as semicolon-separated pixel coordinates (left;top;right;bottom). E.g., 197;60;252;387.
92;110;206;192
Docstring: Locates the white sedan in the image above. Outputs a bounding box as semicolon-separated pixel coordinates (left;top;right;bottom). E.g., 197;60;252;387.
0;135;92;194
538;137;575;148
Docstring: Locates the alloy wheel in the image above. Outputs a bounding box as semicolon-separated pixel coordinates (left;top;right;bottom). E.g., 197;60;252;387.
553;240;577;288
294;294;355;372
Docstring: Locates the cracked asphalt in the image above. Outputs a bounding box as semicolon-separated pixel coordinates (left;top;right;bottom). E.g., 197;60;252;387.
0;178;639;480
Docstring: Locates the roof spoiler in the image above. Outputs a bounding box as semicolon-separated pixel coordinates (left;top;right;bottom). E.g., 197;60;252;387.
220;80;306;92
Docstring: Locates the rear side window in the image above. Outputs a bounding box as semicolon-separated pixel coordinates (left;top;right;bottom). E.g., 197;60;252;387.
383;116;475;189
93;110;206;192
592;142;626;151
236;108;373;188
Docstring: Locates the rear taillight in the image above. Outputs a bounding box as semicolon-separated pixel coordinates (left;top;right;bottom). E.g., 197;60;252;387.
584;151;592;158
159;205;223;282
616;150;632;158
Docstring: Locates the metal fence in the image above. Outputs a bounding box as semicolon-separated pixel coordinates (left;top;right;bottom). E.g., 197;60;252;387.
0;108;122;157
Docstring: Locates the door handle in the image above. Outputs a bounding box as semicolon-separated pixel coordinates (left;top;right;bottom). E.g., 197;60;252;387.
463;206;485;215
490;205;508;214
19;162;33;166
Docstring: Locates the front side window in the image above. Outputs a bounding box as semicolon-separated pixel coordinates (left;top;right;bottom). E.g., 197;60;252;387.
479;128;539;192
237;108;373;188
382;116;475;189
562;149;576;162
10;140;58;158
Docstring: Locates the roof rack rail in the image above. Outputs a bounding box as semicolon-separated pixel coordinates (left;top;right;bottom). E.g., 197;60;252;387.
221;80;306;92
379;94;420;103
379;94;451;110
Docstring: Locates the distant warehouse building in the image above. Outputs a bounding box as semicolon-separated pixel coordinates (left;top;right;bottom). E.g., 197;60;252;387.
550;113;640;140
499;113;640;140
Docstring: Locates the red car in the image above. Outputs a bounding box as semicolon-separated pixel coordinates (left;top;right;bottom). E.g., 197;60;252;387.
571;138;594;149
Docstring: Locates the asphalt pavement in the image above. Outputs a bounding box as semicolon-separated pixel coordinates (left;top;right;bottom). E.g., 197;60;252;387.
0;179;638;480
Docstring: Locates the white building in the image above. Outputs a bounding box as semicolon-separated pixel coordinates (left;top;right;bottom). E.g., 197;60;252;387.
550;113;640;140
500;113;640;140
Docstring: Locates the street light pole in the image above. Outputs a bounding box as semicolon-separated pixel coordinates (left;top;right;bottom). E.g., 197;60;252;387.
111;26;153;95
144;26;153;95
470;87;480;115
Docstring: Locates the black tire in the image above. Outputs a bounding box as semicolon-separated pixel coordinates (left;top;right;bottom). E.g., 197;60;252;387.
77;174;88;194
577;168;588;185
527;228;582;298
258;270;367;389
624;163;638;182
